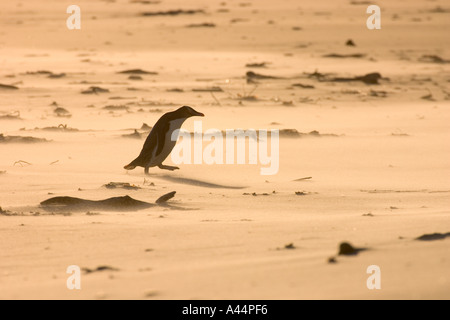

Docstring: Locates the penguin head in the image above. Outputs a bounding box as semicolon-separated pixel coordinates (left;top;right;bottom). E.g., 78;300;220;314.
176;106;204;118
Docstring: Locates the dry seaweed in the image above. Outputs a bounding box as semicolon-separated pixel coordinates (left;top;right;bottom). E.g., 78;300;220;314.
140;123;152;131
0;83;19;90
82;266;119;274
415;232;450;241
122;130;142;139
40;192;177;211
0;111;21;120
0;134;49;144
292;83;315;89
104;182;141;190
130;0;161;4
279;129;340;138
418;55;450;64
128;75;143;80
41;195;154;211
54;107;72;118
24;70;52;75
284;243;296;249
22;124;79;132
186;23;216;28
81;86;110;94
246;71;281;80
245;62;269;68
294;177;312;181
141;9;204;16
117;69;158;75
346;39;356;46
327;72;383;85
167;88;184;92
323;53;366;58
192;86;223;92
103;105;129;111
155;191;176;204
338;242;367;255
48;73;66;79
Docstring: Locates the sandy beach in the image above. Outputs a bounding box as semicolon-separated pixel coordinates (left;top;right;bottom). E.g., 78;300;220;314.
0;0;449;300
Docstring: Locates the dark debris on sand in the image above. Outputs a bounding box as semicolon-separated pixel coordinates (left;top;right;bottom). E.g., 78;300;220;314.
291;83;315;89
243;192;271;196
0;111;22;120
245;62;270;68
128;75;143;80
140;123;152;131
24;70;53;75
103;182;141;190
40;191;177;211
155;191;176;204
48;73;66;79
284;243;296;250
346;39;356;46
40;195;153;211
130;0;161;4
82;266;119;274
305;70;384;85
323;53;366;59
23;70;66;78
275;242;296;250
192;86;223;92
117;69;158;75
54;107;72;118
167;88;184;92
103;105;129;111
20;124;78;132
122;129;143;139
186;23;216;28
338;242;367;255
305;70;330;81
141;9;204;16
415;232;450;241
0;83;19;90
81;86;110;94
0;134;49;144
246;71;282;80
418;55;450;64
279;129;340;138
327;72;383;85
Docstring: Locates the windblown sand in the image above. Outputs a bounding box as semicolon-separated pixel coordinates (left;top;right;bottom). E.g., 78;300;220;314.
0;0;449;299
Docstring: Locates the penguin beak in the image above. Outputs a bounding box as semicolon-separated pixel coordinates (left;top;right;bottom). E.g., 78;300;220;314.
191;109;204;117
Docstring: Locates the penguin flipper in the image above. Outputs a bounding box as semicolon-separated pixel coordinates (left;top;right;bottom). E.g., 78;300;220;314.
153;122;170;159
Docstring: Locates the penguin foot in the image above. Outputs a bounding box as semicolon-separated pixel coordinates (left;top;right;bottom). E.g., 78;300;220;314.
158;164;180;171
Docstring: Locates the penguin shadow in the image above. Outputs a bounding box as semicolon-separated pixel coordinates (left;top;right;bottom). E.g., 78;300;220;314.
152;174;247;189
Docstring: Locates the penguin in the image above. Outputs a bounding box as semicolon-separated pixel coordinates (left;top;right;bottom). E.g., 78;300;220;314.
124;106;204;174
